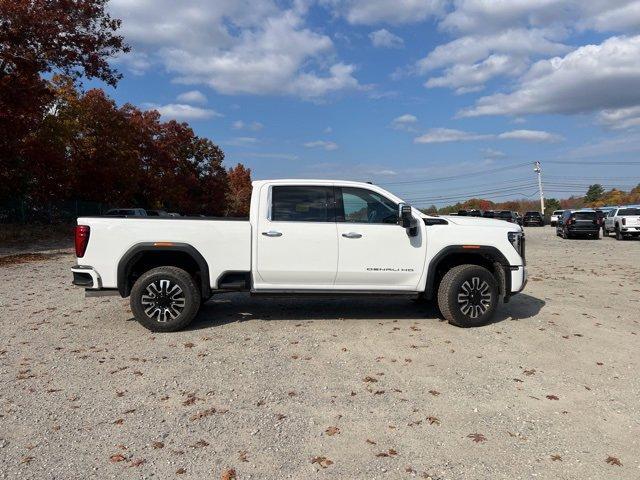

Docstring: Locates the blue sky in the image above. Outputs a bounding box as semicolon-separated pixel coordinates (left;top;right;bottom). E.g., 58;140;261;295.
100;0;640;207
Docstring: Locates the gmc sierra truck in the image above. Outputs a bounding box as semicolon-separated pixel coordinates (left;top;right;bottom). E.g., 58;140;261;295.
603;206;640;239
71;180;527;332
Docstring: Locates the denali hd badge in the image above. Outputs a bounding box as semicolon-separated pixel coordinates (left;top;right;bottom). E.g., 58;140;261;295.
367;267;415;272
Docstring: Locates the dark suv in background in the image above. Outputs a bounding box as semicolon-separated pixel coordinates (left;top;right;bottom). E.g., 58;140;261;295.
556;210;600;239
523;211;544;226
494;210;519;224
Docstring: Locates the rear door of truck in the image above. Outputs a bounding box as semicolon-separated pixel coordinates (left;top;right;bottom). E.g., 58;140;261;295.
254;184;338;288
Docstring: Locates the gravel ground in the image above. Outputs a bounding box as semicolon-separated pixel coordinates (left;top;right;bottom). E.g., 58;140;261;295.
1;227;639;479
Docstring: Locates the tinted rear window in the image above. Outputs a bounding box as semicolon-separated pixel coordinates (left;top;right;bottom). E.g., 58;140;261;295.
553;210;563;215
496;211;512;218
618;208;640;215
271;186;333;222
573;212;596;220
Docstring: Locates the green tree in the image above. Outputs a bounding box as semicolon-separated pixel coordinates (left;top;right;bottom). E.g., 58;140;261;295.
545;198;561;213
584;184;604;203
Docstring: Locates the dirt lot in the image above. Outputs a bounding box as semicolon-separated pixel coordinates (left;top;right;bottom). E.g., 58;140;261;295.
1;227;639;479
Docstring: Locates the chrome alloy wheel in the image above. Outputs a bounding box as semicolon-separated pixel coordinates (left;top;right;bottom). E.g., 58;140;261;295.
457;276;492;319
141;279;186;322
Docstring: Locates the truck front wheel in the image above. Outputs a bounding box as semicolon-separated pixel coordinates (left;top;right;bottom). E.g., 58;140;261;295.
437;264;499;328
130;266;201;332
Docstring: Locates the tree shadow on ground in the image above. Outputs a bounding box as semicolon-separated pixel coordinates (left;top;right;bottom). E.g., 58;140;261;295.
186;292;545;331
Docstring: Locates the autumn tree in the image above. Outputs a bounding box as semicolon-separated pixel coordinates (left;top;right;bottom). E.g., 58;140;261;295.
226;164;252;217
0;0;128;202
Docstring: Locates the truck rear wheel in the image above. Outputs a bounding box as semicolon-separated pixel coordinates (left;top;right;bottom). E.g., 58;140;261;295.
437;264;499;328
130;266;201;332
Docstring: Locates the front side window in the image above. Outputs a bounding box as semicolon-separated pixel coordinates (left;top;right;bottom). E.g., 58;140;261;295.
337;187;398;224
271;186;334;222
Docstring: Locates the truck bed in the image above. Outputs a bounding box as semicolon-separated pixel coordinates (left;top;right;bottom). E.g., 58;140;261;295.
76;216;251;290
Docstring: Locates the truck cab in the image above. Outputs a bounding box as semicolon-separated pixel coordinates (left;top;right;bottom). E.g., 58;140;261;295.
72;179;527;332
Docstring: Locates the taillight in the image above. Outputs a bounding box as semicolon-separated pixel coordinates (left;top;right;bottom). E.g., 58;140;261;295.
622;218;626;226
75;225;90;258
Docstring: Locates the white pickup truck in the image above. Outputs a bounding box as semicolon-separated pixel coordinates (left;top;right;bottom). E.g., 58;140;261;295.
603;206;640;240
71;179;527;331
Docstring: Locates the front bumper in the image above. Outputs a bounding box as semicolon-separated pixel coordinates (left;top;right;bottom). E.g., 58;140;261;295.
71;265;102;290
511;265;527;294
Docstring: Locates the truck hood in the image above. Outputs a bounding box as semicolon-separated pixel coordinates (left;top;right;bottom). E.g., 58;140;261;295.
421;213;521;230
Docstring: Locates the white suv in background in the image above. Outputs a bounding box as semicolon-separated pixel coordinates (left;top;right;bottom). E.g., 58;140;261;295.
549;210;564;226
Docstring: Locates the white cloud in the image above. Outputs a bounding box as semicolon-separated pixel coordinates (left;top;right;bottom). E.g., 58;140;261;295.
226;136;260;146
176;90;208;104
143;103;222;121
425;54;527;93
460;35;640;117
497;129;563;142
391;114;418;131
414;127;562;143
326;0;447;25
598;106;640;130
481;147;506;159
303;140;339;150
414;128;491;143
232;120;264;131
109;2;360;99
567;134;640;158
369;29;404;48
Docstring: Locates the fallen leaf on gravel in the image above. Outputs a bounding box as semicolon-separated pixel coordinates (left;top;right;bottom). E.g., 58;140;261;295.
363;376;378;383
428;390;440;396
325;426;340;436
176;467;186;474
238;450;248;462
152;441;164;449
190;408;217;420
221;468;237;480
467;433;487;443
366;439;377;445
110;454;126;463
311;456;333;468
546;395;559;400
129;458;145;467
20;456;34;464
523;369;536;376
427;416;440;425
184;342;195;348
113;418;124;425
596;362;604;366
373;390;385;395
550;454;562;461
606;456;622;466
275;413;286;420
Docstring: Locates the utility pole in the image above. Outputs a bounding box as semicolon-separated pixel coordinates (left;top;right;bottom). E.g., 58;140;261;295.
534;161;544;214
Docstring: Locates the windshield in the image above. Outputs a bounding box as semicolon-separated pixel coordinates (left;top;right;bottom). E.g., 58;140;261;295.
496;211;512;218
553;210;563;215
618;208;640;216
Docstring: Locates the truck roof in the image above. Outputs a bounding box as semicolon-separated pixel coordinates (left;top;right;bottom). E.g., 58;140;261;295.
252;179;376;187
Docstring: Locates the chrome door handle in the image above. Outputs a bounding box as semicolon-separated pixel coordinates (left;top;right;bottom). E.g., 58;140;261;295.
342;232;362;239
262;231;283;237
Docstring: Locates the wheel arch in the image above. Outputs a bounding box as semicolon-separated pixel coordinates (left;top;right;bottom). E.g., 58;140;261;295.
423;246;510;301
117;243;210;299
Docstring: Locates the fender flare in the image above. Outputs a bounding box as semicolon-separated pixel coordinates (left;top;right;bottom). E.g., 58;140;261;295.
117;242;210;298
423;245;511;300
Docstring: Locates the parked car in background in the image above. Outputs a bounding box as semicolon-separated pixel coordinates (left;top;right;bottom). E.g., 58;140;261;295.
515;212;523;226
549;210;564;226
482;210;495;218
495;210;519;223
146;209;169;217
557;210;599;239
523;211;544;227
105;208;147;217
603;206;640;240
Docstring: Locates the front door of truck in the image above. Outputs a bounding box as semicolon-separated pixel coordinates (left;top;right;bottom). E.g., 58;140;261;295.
334;187;426;289
255;185;338;288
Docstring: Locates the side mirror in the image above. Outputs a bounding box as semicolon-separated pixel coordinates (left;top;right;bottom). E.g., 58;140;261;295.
398;203;413;228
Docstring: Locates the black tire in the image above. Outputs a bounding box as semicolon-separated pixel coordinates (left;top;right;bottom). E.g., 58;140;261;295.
615;227;623;241
130;266;201;332
603;227;609;237
437;264;499;328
